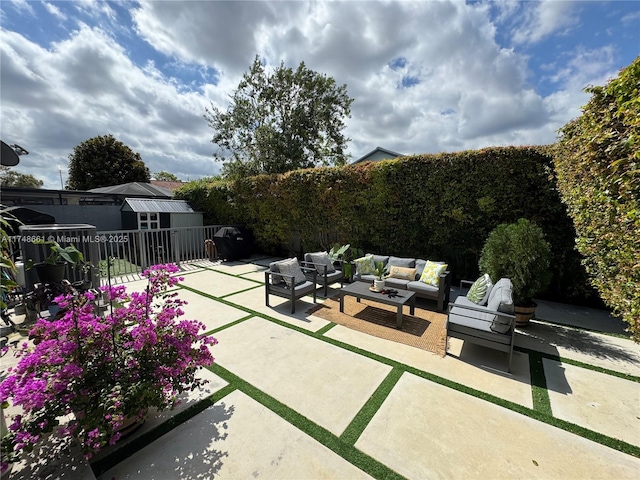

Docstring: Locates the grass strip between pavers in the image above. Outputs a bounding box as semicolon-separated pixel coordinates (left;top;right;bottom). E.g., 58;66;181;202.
529;352;552;415
314;322;338;336
219;283;263;299
208;363;408;480
205;314;254;336
340;367;404;445
515;346;640;383
180;282;640;459
90;384;238;477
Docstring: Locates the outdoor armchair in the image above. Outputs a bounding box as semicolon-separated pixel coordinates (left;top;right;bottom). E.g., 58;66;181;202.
265;259;317;314
302;252;344;297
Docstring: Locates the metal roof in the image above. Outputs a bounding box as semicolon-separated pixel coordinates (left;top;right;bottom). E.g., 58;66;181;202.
352;146;404;164
89;182;173;198
122;198;197;213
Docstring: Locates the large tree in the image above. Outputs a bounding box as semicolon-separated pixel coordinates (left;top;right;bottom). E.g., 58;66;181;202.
0;166;43;188
205;55;353;180
67;135;150;190
555;56;639;340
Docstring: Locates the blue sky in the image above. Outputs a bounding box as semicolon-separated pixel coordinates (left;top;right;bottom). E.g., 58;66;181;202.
1;0;638;189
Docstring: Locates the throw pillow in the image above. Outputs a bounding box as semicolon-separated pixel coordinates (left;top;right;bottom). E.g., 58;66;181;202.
309;252;336;274
276;258;308;288
388;266;417;281
354;255;376;275
419;261;448;286
466;274;494;305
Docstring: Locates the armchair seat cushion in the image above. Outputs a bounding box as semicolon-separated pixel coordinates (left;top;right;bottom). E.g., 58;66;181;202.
322;270;344;284
269;280;316;296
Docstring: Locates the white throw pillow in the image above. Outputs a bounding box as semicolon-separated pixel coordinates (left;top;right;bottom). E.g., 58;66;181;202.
466;274;493;305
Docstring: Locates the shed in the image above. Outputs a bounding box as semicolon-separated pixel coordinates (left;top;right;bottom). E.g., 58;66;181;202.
120;198;203;230
352;146;404;164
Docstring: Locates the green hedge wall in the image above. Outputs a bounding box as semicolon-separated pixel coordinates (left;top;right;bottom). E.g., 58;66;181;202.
177;146;596;304
555;57;639;339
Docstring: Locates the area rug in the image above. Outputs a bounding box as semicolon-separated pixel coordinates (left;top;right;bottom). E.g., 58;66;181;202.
307;296;447;356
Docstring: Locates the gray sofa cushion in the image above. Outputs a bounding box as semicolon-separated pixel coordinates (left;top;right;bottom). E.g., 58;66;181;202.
385;277;410;289
486;278;514;333
407;280;438;297
385;256;415;274
448;299;496;333
415;259;427;280
367;254;390;267
358;274;377;282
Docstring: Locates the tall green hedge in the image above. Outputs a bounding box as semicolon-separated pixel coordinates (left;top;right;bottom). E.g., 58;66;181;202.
177;146;595;305
555;57;639;340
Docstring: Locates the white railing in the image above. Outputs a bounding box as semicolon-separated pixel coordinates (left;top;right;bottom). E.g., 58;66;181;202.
96;226;227;280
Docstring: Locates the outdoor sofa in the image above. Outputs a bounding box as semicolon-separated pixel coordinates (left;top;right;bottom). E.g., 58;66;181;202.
352;254;451;312
446;277;516;372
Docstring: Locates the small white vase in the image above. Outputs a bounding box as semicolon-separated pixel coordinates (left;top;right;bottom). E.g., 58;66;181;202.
374;279;385;291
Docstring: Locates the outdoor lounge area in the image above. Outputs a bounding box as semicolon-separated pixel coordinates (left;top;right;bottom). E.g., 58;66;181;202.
1;255;639;479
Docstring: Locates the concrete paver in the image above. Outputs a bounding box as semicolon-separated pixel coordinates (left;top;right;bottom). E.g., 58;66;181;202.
177;288;248;332
516;322;640;376
357;372;640;480
178;269;260;297
544;359;640;447
99;390;373;480
211;317;392;435
325;325;533;407
225;287;329;332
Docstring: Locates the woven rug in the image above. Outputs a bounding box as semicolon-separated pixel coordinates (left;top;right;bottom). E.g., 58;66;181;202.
308;296;447;356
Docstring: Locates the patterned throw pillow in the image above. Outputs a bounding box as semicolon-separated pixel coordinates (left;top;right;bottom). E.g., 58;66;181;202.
354;255;376;275
419;261;448;286
309;252;336;274
467;274;493;305
388;266;417;281
276;258;307;288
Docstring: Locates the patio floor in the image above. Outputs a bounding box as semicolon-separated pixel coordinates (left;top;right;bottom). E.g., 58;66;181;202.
3;256;639;479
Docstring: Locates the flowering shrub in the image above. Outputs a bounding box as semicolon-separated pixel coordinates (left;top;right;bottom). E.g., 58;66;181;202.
0;263;216;469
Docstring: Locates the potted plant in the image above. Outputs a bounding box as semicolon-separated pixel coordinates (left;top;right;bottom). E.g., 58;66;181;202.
328;244;364;282
373;261;386;291
26;240;86;284
0;263;216;470
479;218;552;326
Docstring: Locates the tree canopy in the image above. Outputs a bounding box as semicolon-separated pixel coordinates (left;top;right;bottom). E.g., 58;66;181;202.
0;166;43;188
67;135;150;190
153;171;181;182
555;56;640;341
205;55;353;180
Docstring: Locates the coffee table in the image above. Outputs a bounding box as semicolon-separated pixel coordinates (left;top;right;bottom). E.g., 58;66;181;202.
339;281;416;329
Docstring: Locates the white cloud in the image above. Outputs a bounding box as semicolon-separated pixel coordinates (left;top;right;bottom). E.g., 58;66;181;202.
0;25;218;187
43;2;66;20
512;0;579;45
0;0;633;189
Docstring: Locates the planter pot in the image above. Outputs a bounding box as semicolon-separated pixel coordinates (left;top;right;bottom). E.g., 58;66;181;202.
374;279;385;291
34;263;66;284
114;413;146;440
515;302;537;327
